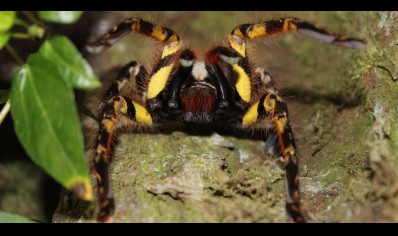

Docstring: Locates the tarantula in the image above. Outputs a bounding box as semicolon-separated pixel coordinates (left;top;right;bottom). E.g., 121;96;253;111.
86;16;365;223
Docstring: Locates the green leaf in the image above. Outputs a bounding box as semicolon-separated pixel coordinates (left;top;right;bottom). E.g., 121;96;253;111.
0;11;16;32
38;11;83;24
0;89;10;104
0;33;10;49
0;212;37;223
11;65;92;200
10;37;98;201
40;36;101;90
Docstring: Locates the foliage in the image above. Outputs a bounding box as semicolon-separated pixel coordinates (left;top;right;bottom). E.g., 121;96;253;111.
38;11;83;24
0;212;37;223
0;11;99;222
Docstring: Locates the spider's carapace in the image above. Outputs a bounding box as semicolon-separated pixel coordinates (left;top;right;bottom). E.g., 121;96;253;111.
87;16;366;223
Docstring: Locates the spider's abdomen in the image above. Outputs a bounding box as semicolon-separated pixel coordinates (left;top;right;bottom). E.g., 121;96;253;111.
180;81;216;113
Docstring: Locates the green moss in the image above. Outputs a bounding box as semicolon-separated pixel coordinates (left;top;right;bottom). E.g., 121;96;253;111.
108;132;287;222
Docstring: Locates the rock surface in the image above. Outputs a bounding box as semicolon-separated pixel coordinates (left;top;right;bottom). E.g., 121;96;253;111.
52;11;398;223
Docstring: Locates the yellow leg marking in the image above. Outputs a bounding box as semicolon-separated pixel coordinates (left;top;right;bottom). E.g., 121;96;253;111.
99;118;115;158
119;98;128;114
283;144;295;156
166;34;179;44
228;35;246;58
132;101;153;125
102;119;115;132
242;101;259;126
151;26;167;41
97;144;107;154
95;172;102;183
161;42;181;59
275;116;288;133
283;19;290;32
263;96;276;113
233;64;251;102
147;63;174;99
232;28;245;38
247;24;267;39
99;186;105;195
284;18;297;31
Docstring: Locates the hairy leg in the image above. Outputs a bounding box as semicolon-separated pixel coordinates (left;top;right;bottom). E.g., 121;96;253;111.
242;93;305;223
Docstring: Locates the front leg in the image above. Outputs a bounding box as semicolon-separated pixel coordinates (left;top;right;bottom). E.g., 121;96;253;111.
94;61;152;222
94;96;153;222
242;94;305;223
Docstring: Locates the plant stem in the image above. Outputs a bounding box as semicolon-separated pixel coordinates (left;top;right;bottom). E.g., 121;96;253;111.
5;44;24;66
10;32;33;39
0;100;11;126
14;18;31;29
23;11;40;25
1;44;24;126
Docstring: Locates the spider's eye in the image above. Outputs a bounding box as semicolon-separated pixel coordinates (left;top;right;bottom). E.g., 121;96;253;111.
179;59;194;67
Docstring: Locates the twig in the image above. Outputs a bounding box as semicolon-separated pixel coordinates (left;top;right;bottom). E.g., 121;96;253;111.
5;44;24;66
10;32;33;39
0;100;11;125
14;18;31;29
2;44;25;126
22;11;40;25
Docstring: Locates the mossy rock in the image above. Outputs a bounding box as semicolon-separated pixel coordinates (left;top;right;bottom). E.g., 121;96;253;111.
53;11;398;223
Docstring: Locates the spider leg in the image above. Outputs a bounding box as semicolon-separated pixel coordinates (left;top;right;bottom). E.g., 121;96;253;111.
86;17;180;56
251;68;280;158
87;17;183;106
101;61;147;101
264;131;279;158
253;67;278;95
95;96;152;223
94;62;152;223
229;17;366;58
242;94;305;223
205;46;251;105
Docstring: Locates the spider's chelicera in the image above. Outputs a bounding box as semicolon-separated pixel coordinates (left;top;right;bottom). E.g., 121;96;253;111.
87;17;365;223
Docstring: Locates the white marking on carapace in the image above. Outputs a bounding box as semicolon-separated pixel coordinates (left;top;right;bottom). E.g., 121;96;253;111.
192;61;208;81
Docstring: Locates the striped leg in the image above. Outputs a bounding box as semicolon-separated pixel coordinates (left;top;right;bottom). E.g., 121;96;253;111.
94;96;152;223
205;46;253;105
86;17;180;54
87;17;182;103
229;17;366;58
242;94;304;223
101;61;147;101
95;61;151;222
253;68;278;95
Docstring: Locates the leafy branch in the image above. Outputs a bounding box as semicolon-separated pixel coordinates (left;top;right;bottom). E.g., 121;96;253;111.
0;11;100;222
